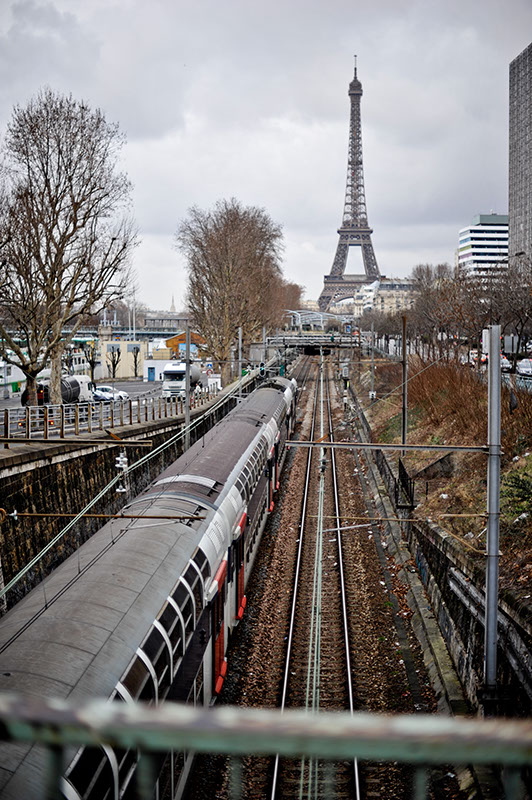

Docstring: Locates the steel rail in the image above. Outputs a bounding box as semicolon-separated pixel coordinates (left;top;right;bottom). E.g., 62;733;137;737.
301;356;326;799
270;361;320;800
326;372;361;800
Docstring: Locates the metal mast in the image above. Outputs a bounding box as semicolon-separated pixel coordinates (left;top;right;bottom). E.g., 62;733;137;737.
318;60;380;311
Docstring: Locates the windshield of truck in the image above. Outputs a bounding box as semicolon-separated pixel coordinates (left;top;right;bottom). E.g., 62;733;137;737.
163;371;185;381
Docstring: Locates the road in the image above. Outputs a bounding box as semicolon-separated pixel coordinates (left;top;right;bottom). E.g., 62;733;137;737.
0;379;162;412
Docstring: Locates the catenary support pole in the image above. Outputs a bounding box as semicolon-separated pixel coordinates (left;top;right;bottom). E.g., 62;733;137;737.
370;322;375;398
185;323;191;450
401;315;407;456
484;324;501;712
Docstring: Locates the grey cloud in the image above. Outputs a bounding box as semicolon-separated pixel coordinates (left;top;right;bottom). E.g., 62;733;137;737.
0;0;100;114
0;0;531;308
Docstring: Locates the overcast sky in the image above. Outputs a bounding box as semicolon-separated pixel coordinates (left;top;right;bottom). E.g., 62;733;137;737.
0;0;531;311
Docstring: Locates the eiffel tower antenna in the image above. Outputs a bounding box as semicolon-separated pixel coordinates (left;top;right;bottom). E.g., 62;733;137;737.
318;61;380;311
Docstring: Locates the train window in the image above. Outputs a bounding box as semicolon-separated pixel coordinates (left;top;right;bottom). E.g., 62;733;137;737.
242;463;252;490
184;563;203;616
159;601;178;636
142;626;165;665
122;656;150;701
136;649;157;704
166;596;185;656
66;747;112;799
235;476;246;500
193;548;210;581
247;452;257;482
117;748;136;791
173;581;194;637
116;681;135;704
153;620;173;695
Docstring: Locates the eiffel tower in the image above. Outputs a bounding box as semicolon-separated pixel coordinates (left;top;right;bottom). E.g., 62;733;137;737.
318;61;380;311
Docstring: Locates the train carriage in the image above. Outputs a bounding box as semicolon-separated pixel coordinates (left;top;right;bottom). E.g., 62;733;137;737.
0;377;297;800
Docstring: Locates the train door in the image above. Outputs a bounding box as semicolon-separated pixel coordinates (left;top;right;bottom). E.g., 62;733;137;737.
212;559;228;695
268;452;275;511
234;512;247;621
274;436;280;491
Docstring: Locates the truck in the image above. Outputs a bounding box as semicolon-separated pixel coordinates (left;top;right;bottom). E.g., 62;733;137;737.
21;375;95;406
161;361;202;399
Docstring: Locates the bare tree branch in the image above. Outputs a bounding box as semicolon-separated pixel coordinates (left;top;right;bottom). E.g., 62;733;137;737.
176;198;301;384
0;88;137;404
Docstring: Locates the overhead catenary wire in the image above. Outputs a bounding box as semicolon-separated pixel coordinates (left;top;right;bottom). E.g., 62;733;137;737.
2;511;205;522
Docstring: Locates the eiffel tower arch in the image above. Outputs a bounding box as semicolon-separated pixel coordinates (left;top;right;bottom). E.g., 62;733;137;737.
318;62;381;311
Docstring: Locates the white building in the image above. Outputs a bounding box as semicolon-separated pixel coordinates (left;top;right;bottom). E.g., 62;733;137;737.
0;360;26;398
457;214;508;277
350;278;415;317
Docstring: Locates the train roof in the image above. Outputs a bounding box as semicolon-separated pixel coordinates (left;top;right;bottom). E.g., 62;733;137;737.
0;381;293;796
144;384;292;497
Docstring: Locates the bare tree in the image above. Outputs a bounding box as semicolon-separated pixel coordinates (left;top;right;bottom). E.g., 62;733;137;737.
132;346;141;378
176;198;290;384
0;88;137;405
107;346;121;379
82;341;99;383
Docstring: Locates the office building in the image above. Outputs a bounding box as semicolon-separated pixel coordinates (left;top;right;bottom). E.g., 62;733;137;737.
457;214;508;277
509;42;532;261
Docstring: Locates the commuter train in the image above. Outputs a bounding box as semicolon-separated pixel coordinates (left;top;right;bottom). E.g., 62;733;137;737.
0;376;297;799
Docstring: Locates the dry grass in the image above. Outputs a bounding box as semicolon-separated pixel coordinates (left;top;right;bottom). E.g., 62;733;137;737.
407;357;532;461
350;356;532;593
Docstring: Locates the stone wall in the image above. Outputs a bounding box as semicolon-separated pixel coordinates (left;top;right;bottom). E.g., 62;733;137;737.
0;392;239;608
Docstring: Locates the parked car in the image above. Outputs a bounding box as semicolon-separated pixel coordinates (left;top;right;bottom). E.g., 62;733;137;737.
516;359;532;377
93;385;129;402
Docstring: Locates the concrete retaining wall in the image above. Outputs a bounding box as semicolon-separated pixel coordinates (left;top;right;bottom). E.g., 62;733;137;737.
0;388;245;609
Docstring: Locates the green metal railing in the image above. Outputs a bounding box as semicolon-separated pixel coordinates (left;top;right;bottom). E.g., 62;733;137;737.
0;694;530;799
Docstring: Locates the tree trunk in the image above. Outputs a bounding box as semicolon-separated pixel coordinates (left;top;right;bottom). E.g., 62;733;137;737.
25;373;38;407
221;361;231;387
50;344;64;404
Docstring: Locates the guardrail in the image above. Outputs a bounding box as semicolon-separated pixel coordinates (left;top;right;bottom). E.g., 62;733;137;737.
502;373;532;393
0;694;529;799
2;387;219;447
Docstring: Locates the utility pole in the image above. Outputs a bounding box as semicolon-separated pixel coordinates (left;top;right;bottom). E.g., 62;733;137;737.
370;321;375;400
185;323;191;451
401;315;407;456
484;324;501;714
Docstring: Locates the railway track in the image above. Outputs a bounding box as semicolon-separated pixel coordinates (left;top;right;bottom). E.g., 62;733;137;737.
184;355;461;800
269;354;357;799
